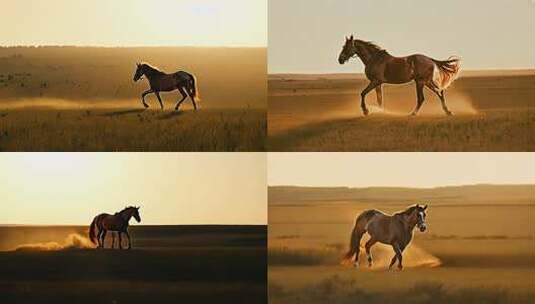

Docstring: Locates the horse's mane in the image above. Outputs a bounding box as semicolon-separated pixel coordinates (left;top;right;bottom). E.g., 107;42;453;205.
355;39;383;54
140;63;165;75
394;205;418;217
118;206;136;214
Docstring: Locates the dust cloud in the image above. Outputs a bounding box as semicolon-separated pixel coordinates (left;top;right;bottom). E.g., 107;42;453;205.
12;233;95;251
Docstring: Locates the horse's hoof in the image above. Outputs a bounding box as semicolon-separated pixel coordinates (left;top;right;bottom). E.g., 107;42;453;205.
143;104;149;109
446;111;454;116
398;266;403;271
362;109;369;116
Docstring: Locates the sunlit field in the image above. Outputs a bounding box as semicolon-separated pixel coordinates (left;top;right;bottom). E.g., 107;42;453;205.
268;185;535;303
268;71;535;151
0;47;266;151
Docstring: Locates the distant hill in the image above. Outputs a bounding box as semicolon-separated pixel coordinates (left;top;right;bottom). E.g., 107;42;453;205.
269;184;535;205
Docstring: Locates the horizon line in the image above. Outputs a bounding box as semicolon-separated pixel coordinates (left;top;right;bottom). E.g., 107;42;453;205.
0;44;266;49
268;68;535;75
268;183;535;189
0;223;267;227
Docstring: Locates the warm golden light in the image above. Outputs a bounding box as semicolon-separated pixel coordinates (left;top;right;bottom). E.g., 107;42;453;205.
0;153;266;225
268;153;535;188
0;0;266;47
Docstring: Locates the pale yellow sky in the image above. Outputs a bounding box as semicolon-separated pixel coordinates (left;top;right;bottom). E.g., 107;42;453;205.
269;0;535;73
0;153;266;225
268;153;535;188
0;0;266;47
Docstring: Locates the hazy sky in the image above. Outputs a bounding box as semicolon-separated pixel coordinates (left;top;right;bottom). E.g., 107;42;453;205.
0;0;266;47
268;153;535;188
0;153;266;225
269;0;535;73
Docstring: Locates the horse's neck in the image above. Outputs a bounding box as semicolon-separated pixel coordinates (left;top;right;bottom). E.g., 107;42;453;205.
145;67;164;78
355;44;372;65
396;214;417;237
355;43;383;66
118;210;132;224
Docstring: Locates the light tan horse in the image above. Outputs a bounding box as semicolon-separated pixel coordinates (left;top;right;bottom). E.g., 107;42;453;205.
133;63;200;111
343;204;428;270
338;36;460;116
89;206;141;250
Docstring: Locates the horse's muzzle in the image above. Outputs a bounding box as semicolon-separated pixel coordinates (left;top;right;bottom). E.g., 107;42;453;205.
419;225;427;232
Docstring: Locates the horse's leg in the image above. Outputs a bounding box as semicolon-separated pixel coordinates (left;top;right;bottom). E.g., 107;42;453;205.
425;84;453;116
118;232;123;250
360;81;381;116
101;230;107;249
175;87;188;111
186;88;197;110
125;231;132;250
389;255;398;269
375;85;383;108
439;90;453;116
111;232;116;249
97;229;103;248
410;80;426;116
141;89;153;108
155;92;164;110
393;243;403;270
364;238;378;267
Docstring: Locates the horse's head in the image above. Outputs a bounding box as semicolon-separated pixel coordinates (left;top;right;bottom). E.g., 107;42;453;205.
338;35;357;64
414;204;428;232
132;206;141;223
133;63;144;82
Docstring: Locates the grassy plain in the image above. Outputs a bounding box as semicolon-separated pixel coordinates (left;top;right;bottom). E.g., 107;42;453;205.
0;47;266;151
268;71;535;151
269;185;535;303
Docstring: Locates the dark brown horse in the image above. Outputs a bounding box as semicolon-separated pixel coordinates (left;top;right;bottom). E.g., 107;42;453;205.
133;63;200;111
338;36;461;116
343;204;428;270
89;206;141;250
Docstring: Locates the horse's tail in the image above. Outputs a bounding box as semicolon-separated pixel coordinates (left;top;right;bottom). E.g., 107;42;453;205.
89;215;99;244
188;73;201;101
342;210;377;265
431;56;461;90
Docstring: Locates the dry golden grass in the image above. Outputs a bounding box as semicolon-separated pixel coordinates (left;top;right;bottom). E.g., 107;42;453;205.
268;72;535;151
0;47;266;151
0;107;265;151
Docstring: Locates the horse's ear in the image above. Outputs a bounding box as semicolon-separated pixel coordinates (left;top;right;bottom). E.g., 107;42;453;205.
423;204;428;210
350;35;354;40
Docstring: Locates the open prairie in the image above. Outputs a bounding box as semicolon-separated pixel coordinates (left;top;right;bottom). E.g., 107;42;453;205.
0;47;266;151
268;71;535;151
269;185;535;303
0;225;267;304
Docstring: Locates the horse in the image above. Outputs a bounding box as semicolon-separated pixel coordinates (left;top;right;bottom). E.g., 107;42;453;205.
338;35;461;116
343;204;428;270
133;62;200;111
89;206;141;250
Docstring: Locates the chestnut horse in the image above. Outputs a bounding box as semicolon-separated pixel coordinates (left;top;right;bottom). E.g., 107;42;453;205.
133;63;200;111
343;204;428;270
338;36;461;116
89;206;141;250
